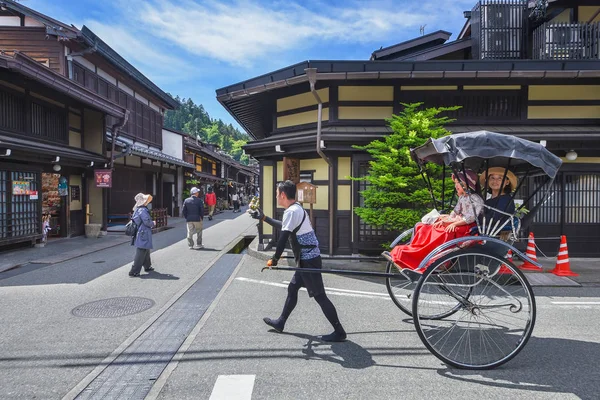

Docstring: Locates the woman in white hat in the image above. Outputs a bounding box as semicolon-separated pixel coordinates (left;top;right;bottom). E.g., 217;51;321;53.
129;193;156;277
479;167;517;233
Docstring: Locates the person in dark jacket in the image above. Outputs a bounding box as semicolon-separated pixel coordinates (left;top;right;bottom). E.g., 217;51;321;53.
129;193;156;277
183;187;204;249
250;180;346;342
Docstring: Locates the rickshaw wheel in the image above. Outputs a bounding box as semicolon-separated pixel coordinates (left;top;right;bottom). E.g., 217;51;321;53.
385;261;415;317
413;249;536;370
386;260;467;320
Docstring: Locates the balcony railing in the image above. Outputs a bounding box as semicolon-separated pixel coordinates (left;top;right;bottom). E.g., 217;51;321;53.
533;22;600;60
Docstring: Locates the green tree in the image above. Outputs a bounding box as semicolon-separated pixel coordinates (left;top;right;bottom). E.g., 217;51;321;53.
163;94;251;164
351;102;460;234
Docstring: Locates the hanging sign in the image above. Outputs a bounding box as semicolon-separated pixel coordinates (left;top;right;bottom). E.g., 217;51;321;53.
296;182;317;204
58;177;68;196
94;169;112;188
283;157;300;184
12;181;32;195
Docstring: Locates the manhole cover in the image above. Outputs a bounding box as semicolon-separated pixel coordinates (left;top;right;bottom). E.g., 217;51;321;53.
72;297;155;318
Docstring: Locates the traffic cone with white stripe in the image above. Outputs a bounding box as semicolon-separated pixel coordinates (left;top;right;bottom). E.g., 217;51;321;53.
549;235;578;277
498;250;513;274
519;232;543;271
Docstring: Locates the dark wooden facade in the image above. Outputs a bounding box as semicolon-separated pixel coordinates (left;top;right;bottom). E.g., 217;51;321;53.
0;27;65;73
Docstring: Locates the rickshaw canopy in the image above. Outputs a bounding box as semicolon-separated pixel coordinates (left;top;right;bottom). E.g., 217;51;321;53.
411;131;562;178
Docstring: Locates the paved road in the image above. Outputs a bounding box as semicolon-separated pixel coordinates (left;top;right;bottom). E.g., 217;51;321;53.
155;256;600;400
1;211;599;399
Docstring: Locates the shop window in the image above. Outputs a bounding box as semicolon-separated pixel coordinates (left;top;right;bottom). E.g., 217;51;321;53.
300;170;313;183
9;171;40;238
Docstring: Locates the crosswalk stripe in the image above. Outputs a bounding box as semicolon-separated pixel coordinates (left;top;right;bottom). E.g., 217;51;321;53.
209;375;255;400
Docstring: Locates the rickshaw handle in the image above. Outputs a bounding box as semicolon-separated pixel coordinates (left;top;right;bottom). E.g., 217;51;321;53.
261;266;400;278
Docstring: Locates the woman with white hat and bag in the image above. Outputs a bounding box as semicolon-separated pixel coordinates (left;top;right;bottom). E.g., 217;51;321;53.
129;193;156;277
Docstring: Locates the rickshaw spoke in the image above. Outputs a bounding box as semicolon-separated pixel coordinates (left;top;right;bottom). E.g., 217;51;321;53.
413;249;536;369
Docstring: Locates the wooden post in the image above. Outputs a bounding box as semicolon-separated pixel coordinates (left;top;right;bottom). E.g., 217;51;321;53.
85;204;90;225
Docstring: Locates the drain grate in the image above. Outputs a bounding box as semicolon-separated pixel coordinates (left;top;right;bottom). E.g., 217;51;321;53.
72;297;155;318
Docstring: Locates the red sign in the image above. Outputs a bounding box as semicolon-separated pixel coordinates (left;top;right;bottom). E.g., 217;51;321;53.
94;169;112;188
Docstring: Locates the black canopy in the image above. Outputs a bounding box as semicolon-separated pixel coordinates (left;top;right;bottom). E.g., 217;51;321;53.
411;131;562;178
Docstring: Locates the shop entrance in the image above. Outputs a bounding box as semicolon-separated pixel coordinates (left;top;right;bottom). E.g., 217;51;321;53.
42;173;67;239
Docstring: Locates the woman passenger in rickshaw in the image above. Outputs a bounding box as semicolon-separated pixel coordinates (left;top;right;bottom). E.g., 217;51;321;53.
389;169;484;270
479;167;516;237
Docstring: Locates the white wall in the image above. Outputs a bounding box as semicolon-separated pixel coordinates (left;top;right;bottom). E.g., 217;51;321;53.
73;55;96;72
97;67;117;85
162;129;183;159
24;17;44;27
0;16;20;26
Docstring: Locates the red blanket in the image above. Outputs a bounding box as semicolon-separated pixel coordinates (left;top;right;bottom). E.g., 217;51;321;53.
390;222;474;270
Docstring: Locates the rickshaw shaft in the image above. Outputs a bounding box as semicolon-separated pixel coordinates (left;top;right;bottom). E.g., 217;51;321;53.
261;266;407;279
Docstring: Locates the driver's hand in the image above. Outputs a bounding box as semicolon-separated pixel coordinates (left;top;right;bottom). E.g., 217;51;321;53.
249;208;265;220
267;258;278;268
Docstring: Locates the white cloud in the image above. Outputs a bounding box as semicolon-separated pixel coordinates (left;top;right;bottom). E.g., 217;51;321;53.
82;20;197;84
130;0;437;67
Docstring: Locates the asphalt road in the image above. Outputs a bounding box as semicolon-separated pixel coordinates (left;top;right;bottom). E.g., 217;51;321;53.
1;211;599;399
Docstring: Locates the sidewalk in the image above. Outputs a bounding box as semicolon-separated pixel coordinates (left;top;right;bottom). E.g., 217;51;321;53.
0;217;186;273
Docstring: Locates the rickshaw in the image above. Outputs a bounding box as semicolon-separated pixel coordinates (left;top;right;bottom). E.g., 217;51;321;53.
264;130;562;370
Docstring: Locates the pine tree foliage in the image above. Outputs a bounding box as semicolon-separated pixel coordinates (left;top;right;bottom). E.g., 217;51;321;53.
352;103;460;233
163;95;251;164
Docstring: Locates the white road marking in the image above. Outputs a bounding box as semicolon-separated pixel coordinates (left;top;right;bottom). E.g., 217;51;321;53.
209;375;255;400
235;277;390;300
551;301;600;305
282;280;390;297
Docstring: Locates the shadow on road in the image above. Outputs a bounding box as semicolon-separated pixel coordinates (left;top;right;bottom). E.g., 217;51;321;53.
138;271;179;280
436;335;599;398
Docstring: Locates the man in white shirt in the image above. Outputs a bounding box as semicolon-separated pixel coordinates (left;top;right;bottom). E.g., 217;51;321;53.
250;180;346;342
231;192;240;213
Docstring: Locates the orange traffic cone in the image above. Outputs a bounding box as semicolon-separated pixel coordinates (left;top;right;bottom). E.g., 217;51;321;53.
549;235;578;277
519;232;543;271
498;250;513;274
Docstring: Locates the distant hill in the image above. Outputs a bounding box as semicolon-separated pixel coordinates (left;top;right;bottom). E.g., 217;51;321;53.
164;95;250;165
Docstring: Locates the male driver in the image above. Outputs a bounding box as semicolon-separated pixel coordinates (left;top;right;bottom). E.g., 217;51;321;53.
250;180;346;342
182;187;204;249
205;186;217;220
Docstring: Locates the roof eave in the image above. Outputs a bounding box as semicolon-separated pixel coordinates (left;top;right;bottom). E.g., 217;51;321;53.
1;52;126;118
79;26;179;110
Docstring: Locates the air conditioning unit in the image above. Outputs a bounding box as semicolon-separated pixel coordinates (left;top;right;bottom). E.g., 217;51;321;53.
545;24;582;59
547;25;580;46
478;2;525;59
482;30;521;59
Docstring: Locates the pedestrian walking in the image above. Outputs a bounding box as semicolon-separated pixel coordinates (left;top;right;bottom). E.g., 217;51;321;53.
205;186;217;221
250;180;347;342
183;187;204;249
231;192;240;213
129;193;156;277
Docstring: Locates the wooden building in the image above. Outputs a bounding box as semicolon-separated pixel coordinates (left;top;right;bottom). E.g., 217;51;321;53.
0;0;193;240
183;135;258;207
217;0;600;256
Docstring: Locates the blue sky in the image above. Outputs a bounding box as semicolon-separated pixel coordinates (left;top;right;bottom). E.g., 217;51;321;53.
25;0;474;130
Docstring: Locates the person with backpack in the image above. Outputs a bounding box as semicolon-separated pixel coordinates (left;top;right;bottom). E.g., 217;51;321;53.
129;193;156;277
183;187;204;249
249;180;347;342
205;186;217;221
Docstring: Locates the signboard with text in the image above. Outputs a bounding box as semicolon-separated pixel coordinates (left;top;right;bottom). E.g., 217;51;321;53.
284;157;300;184
94;169;112;188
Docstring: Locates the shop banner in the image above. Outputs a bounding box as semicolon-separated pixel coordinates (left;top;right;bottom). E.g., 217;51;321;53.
12;181;32;195
95;169;112;188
